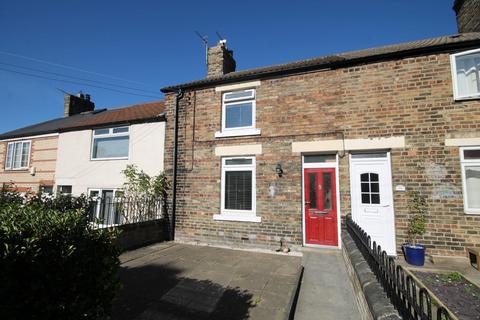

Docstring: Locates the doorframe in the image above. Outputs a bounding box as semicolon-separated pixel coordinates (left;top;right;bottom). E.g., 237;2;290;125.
301;154;342;249
348;151;397;256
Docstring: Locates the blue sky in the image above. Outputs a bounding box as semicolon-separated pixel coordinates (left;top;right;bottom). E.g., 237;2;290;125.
0;0;456;133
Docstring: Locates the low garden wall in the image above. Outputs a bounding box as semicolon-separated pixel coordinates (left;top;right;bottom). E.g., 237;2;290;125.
342;229;401;320
114;218;168;251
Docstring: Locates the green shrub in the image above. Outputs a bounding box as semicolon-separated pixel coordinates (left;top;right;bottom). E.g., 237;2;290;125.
407;191;427;246
0;193;120;320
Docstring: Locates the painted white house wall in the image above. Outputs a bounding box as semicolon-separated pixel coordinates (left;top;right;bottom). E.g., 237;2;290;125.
55;122;165;195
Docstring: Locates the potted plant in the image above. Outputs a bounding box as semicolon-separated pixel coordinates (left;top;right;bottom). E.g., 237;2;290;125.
403;191;427;266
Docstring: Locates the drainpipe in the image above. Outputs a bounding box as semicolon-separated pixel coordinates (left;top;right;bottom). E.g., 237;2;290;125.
171;89;184;240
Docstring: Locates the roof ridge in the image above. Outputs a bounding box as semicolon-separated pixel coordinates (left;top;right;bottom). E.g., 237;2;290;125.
161;32;480;92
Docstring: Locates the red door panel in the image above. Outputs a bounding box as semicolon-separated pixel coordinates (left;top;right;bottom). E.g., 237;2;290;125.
304;168;338;246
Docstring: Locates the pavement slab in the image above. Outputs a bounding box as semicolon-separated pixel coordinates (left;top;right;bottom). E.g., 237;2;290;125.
112;242;301;320
294;249;361;320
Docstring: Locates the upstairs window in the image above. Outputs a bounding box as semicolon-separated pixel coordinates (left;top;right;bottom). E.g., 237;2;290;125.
91;126;129;160
461;147;480;214
5;140;31;170
216;89;260;138
451;49;480;100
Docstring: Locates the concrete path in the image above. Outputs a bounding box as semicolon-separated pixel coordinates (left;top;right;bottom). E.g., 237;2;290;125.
112;242;302;320
294;249;361;320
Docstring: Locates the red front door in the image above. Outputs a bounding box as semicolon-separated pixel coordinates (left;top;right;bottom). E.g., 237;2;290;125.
304;168;338;246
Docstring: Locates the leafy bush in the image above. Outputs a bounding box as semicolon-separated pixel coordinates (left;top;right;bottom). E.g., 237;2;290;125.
122;164;169;199
407;191;427;246
0;192;120;320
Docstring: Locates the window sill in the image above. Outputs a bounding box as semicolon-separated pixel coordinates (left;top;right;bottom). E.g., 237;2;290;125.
215;129;261;138
213;213;261;223
4;168;29;172
90;157;129;161
465;210;480;215
454;95;480;102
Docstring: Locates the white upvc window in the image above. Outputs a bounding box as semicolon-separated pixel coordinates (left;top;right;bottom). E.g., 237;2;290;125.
5;140;31;170
88;189;124;226
215;89;261;138
57;185;72;196
91;126;129;160
451;48;480;100
460;147;480;214
214;156;260;222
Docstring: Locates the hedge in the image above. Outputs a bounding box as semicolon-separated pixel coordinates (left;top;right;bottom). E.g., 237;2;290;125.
0;192;121;319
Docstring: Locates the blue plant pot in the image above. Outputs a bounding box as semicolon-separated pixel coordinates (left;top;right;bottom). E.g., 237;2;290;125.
403;244;426;266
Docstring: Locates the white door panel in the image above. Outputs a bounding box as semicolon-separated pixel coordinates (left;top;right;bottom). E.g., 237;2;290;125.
350;153;396;255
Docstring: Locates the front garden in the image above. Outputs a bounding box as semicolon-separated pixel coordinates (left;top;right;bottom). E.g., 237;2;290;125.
413;271;480;320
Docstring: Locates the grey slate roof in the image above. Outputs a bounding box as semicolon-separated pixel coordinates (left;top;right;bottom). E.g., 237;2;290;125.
0;111;105;140
161;33;480;93
0;101;165;140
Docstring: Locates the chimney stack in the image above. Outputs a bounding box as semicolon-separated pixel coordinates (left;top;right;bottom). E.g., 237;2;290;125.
64;92;95;117
207;40;236;78
453;0;480;33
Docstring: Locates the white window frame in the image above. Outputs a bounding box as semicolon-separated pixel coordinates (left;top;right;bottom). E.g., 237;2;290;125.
214;156;260;222
5;140;31;170
215;89;261;138
88;188;124;226
56;185;72;196
450;48;480;101
460;146;480;215
91;126;130;161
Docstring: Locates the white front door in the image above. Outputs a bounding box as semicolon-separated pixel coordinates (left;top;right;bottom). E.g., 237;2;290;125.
350;152;396;255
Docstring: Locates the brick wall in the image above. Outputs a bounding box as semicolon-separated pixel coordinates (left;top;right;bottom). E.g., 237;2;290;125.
164;50;480;256
0;135;58;192
454;0;480;33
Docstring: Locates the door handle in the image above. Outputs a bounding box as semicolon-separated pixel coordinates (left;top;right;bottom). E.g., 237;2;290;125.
305;201;310;205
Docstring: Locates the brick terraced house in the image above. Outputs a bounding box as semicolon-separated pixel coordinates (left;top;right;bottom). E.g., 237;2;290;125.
160;0;480;257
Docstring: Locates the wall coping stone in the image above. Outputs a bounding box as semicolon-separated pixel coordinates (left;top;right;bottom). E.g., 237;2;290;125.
342;230;402;320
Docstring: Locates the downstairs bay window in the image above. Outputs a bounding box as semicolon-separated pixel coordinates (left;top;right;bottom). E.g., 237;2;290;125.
461;147;480;214
214;156;260;222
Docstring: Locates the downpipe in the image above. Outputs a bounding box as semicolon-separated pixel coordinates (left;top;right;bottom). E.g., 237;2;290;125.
171;89;184;240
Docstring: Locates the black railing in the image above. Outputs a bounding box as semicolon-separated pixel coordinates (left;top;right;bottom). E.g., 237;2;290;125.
87;196;163;228
345;216;451;320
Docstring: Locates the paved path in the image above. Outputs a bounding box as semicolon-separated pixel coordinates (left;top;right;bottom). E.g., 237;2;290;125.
294;249;361;320
113;242;302;320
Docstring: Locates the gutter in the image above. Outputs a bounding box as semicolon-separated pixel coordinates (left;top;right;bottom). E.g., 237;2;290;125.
0;132;59;142
58;114;167;134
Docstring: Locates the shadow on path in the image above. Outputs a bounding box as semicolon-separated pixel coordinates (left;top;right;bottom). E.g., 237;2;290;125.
112;263;254;320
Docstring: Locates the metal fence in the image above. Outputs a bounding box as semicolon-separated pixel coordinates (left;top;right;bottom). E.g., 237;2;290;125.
345;216;451;320
87;196;164;228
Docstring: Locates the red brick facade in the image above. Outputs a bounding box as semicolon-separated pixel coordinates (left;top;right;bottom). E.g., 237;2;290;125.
163;49;480;257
